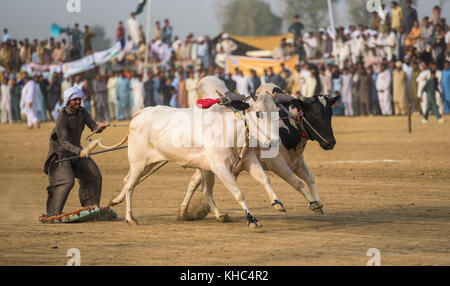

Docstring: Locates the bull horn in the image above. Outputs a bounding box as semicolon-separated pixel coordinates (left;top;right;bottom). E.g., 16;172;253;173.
215;90;225;98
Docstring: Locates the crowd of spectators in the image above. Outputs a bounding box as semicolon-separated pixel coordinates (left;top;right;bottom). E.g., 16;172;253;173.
1;1;449;127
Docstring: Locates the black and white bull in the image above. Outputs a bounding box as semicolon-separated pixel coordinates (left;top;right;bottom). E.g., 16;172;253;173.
179;83;339;220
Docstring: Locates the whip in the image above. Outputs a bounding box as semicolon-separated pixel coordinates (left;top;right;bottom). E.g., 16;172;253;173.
55;146;128;163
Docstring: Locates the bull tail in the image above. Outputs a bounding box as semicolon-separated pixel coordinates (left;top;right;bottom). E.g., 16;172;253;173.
96;135;129;150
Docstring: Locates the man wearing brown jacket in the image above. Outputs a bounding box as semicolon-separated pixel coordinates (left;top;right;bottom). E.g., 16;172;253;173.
43;87;107;217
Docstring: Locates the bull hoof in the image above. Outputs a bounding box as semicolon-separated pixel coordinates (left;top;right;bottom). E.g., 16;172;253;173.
177;209;189;221
216;214;232;223
248;221;262;230
126;216;139;225
245;211;261;230
272;200;286;212
309;201;325;215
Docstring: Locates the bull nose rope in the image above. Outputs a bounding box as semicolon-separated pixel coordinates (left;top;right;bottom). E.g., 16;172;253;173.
299;115;330;145
276;102;330;146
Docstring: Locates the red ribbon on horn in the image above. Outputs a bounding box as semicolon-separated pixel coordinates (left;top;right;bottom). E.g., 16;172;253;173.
196;98;221;109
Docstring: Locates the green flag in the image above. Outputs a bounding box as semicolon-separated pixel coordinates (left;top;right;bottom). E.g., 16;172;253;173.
134;0;147;15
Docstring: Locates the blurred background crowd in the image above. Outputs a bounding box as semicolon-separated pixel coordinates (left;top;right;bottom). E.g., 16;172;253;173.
0;0;449;128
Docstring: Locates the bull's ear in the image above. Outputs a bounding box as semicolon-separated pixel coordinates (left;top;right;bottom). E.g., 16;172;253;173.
330;95;340;106
290;99;304;110
230;101;250;111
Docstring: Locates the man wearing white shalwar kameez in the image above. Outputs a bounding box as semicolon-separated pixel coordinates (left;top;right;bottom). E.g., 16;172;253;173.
232;71;252;97
349;32;364;64
416;64;430;114
1;80;13;123
303;74;317;98
127;13;140;47
384;29;397;61
107;73;117;119
20;77;40;128
300;64;311;96
132;75;145;114
304;33;317;59
332;38;350;69
185;72;199;108
342;69;354;116
376;65;393;115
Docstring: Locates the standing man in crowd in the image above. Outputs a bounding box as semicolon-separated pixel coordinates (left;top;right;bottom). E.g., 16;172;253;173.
83;25;95;55
116;22;126;49
20;75;40;129
288;15;304;47
144;72;155;107
39;74;52;120
410;61;421;114
391;2;403;32
49;74;62;116
67;23;83;57
377;63;393;115
132;73;145;114
127;13;140;47
115;71;130;120
43;87;108;217
267;67;286;91
1;77;13;123
93;73;110;122
249;69;261;96
185;71;199;108
81;78;91;115
393;61;408;115
107;72;117;119
233;69;252;97
356;66;372;116
10;76;22;122
341;67;354;116
162;19;173;43
404;0;418;34
421;71;445;123
153;21;163;41
2;28;12;42
442;61;450;114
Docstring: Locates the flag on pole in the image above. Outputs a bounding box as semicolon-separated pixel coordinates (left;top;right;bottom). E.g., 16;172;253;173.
134;0;147;15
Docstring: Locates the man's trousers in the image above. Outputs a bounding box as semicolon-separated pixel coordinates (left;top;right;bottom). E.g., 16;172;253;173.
46;157;102;217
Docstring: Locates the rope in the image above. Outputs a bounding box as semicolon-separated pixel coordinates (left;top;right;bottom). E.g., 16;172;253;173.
278;109;330;145
135;161;169;186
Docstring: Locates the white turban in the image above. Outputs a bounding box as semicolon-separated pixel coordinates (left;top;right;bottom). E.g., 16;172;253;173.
64;87;84;105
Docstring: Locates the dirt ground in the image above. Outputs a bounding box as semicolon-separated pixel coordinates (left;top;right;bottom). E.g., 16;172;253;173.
0;114;449;266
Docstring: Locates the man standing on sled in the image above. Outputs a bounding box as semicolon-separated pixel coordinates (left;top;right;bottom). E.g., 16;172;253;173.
43;87;108;217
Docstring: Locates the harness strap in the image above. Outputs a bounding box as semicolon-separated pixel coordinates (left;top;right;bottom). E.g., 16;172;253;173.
279;106;329;144
300;115;330;145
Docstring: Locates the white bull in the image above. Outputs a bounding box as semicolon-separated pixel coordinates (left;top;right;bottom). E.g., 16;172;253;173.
179;83;339;219
106;76;281;228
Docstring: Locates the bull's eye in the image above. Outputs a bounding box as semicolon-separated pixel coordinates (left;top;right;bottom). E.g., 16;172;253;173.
256;111;264;119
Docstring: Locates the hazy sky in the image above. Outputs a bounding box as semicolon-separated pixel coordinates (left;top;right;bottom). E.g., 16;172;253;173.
0;0;448;43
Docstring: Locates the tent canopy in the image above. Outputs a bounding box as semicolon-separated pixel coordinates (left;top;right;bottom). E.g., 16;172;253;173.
229;34;293;51
213;33;293;56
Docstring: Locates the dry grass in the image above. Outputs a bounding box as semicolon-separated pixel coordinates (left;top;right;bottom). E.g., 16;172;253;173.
0;114;449;265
